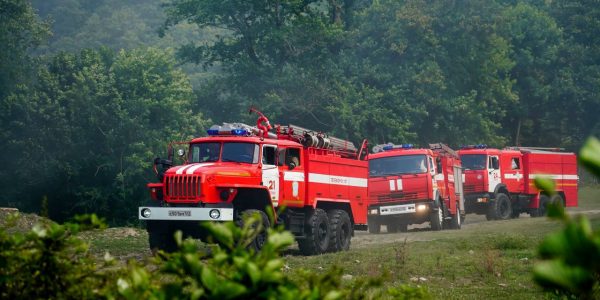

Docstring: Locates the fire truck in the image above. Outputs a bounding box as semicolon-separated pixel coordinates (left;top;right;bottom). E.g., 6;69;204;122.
457;145;578;220
138;109;369;255
367;143;464;233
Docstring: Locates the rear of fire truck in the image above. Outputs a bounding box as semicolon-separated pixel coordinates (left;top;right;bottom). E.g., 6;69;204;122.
366;143;464;232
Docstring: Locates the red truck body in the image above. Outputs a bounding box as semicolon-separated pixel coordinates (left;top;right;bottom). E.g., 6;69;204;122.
140;114;369;255
458;146;578;219
367;143;464;232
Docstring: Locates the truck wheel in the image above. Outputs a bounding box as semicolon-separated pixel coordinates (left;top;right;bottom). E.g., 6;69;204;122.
399;223;408;232
236;209;270;253
147;221;177;254
387;222;399;233
550;194;564;208
298;209;330;255
327;209;352;252
532;195;550;217
485;206;496;221
450;202;462;230
493;193;512;220
430;201;444;231
368;217;381;234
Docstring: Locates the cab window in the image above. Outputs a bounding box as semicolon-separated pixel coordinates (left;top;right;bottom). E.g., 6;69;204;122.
511;157;520;170
286;148;301;167
262;145;277;165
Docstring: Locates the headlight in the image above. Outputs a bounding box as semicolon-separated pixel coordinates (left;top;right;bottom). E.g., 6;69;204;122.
370;209;379;215
416;204;428;212
141;208;151;218
209;209;221;219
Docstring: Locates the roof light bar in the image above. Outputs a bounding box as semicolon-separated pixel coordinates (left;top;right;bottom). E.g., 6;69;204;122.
460;144;487;149
382;143;414;151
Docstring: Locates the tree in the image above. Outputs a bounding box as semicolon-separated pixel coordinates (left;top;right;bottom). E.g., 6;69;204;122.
0;0;49;100
0;48;209;224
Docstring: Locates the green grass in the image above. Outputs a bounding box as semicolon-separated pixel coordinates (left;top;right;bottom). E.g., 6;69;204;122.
281;215;577;299
79;185;600;299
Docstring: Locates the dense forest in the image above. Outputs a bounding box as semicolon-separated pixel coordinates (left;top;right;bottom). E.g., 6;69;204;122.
1;0;598;224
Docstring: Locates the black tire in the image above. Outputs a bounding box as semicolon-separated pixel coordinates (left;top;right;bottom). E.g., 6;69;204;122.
147;221;177;254
450;203;462;230
386;221;399;233
485;206;496;221
368;217;381;234
550;194;564;208
236;209;270;253
298;209;330;255
399;223;408;232
532;194;550;217
430;200;443;231
492;193;512;220
327;209;352;252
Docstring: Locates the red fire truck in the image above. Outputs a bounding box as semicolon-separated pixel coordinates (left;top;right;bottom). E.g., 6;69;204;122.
139;109;369;255
367;143;464;233
457;145;578;219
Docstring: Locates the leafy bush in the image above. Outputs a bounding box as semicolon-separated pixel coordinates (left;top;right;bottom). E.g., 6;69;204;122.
533;137;600;299
0;214;115;299
1;212;429;299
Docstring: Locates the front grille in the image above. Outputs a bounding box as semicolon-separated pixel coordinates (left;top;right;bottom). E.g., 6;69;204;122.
165;175;201;200
464;184;475;193
375;192;421;203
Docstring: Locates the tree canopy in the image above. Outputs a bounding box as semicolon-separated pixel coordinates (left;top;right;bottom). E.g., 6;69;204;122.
0;0;597;222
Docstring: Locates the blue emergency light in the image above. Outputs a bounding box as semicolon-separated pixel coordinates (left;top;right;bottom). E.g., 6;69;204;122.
207;125;221;136
231;128;248;136
383;143;414;151
207;124;250;136
461;144;487;149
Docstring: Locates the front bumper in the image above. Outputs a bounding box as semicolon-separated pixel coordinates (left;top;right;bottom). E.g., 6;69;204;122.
138;206;234;221
368;201;435;224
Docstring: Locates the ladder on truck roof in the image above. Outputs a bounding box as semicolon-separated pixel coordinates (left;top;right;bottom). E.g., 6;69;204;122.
504;146;566;152
429;143;459;158
276;124;358;153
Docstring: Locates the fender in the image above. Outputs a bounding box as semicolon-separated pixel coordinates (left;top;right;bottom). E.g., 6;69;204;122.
493;184;509;199
313;198;351;209
231;186;277;221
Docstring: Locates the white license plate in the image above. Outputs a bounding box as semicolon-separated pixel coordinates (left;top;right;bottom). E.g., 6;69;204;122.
168;210;192;217
380;204;416;215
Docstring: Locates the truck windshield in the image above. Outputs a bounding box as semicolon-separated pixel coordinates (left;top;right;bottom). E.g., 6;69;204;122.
190;142;259;164
460;154;487;170
190;142;221;163
369;155;427;177
221;142;259;164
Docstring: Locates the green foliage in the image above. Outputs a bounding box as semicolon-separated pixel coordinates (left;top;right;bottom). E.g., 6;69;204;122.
2;212;427;299
116;216;394;299
0;47;210;224
533;137;600;299
0;213;115;299
0;0;50;101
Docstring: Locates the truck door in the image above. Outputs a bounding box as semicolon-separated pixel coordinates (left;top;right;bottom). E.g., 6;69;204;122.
488;155;501;193
262;145;279;206
503;155;524;192
278;147;305;207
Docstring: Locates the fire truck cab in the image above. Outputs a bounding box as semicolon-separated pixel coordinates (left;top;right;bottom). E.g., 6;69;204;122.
458;145;578;219
367;143;464;232
139;110;369;255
